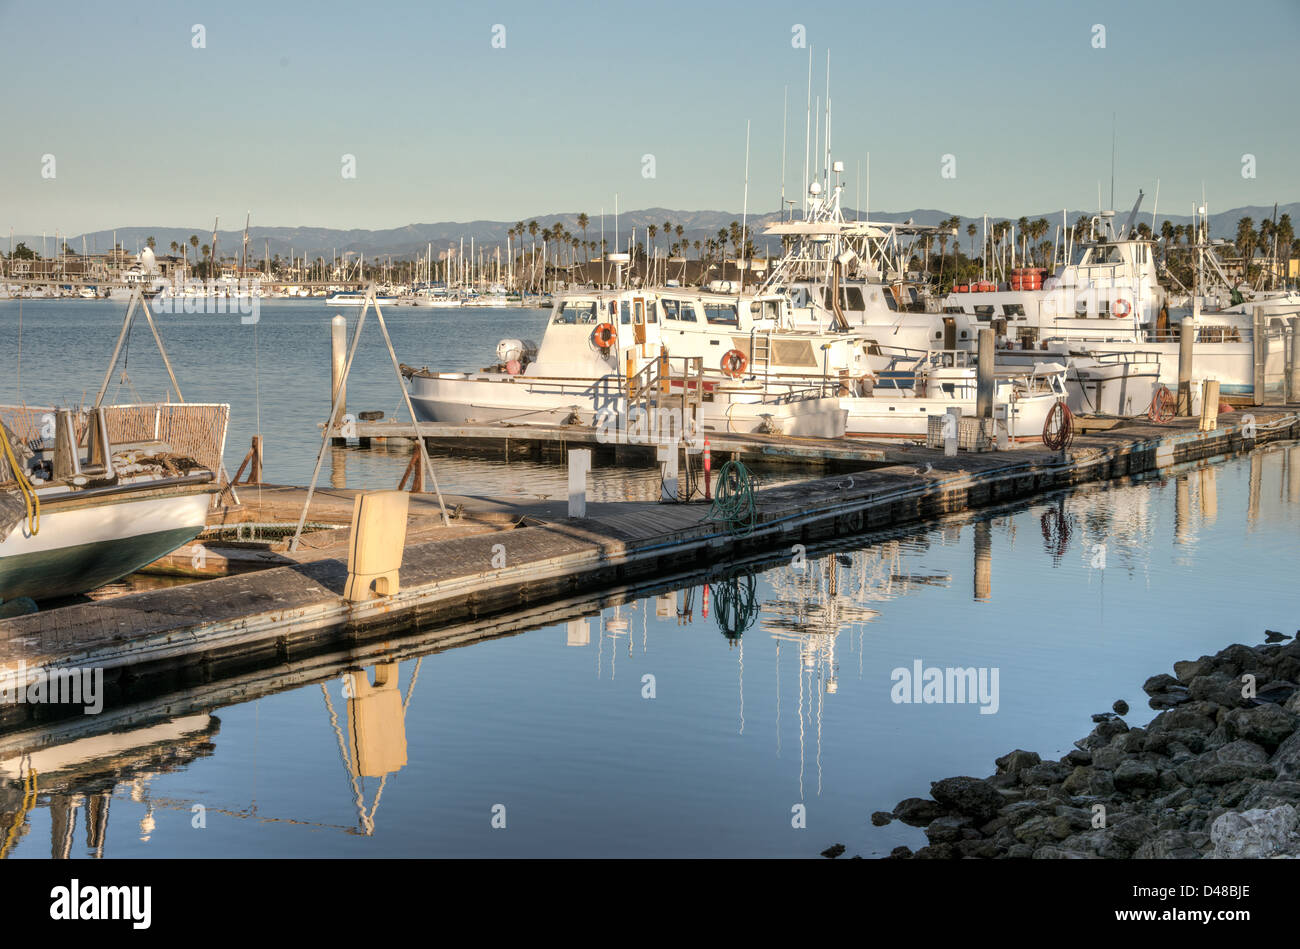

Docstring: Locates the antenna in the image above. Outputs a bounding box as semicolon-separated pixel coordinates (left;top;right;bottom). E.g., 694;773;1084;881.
780;86;788;222
1109;112;1116;210
741;119;751;287
1152;178;1160;231
803;46;812;213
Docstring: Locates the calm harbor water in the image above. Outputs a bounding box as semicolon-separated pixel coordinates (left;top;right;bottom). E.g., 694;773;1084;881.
0;298;714;500
2;443;1298;858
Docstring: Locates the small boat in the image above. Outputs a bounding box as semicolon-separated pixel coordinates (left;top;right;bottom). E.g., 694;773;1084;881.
325;290;397;306
1;407;217;604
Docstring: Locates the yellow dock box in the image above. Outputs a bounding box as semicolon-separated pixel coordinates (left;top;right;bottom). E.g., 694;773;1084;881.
344;490;409;602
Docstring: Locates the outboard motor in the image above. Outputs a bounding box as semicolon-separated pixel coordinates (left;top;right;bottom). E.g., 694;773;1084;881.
496;338;539;374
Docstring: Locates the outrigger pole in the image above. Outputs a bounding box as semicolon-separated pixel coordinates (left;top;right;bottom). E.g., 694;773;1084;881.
290;283;450;553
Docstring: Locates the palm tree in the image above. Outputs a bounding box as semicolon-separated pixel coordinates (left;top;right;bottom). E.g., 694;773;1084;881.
577;213;589;261
966;222;977;257
1235;217;1256;265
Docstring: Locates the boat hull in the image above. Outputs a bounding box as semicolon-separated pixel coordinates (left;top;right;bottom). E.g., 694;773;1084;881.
0;490;211;602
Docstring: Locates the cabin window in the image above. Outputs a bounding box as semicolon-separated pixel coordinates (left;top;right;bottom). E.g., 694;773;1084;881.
750;300;780;322
974;305;995;321
677;301;698;322
704;303;738;325
845;287;865;310
662;299;681;320
619;301;631;325
553;301;598;324
942;305;964;314
644;301;658;323
1002;304;1025;317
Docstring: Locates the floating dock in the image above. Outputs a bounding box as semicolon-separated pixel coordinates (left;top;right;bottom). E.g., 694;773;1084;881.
2;405;1298;718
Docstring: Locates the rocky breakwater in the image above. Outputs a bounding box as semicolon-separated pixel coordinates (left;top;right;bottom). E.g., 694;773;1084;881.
871;638;1300;859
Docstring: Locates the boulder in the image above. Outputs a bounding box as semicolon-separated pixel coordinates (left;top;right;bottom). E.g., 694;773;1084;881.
1190;739;1272;785
929;776;1005;823
1270;729;1300;781
893;797;947;826
870;811;893;827
1173;657;1213;683
924;815;975;845
1113;759;1160;792
994;749;1042;776
1208;805;1300;859
1222;704;1297;750
1143;673;1181;695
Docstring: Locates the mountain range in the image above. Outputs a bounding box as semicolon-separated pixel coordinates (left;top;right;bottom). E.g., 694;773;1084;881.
10;203;1297;262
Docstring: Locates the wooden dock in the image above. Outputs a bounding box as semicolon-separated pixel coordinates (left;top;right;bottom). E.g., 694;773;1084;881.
1;405;1298;720
323;418;890;466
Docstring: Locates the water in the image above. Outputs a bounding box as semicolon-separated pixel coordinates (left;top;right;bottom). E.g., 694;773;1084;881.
3;443;1298;858
0;298;716;499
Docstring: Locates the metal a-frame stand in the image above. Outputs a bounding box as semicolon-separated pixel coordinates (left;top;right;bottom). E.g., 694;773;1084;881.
289;283;449;553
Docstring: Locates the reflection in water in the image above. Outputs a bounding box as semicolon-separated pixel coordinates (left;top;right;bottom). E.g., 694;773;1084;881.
2;442;1299;857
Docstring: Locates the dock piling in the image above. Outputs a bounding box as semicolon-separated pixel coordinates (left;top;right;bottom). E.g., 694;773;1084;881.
1288;317;1300;404
568;449;591;518
330;314;347;442
1178;318;1194;416
976;329;993;420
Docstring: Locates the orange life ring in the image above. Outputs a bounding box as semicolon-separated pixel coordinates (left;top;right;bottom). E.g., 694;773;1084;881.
592;322;616;348
721;349;748;378
1113;298;1131;318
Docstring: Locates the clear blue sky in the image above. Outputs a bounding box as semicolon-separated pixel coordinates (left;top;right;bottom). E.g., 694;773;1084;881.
3;0;1297;235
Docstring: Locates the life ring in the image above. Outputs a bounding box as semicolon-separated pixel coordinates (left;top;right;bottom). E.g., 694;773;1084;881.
592;322;616;349
720;349;748;378
1113;298;1131;318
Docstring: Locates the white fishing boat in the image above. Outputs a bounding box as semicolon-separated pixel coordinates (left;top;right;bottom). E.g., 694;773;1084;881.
401;285;875;436
940;193;1296;399
1;408;217;604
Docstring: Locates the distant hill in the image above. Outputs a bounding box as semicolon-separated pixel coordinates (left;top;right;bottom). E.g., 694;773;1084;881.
10;202;1297;261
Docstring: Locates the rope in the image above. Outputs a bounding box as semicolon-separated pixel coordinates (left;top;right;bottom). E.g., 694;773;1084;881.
1;425;39;534
711;573;759;641
705;458;757;535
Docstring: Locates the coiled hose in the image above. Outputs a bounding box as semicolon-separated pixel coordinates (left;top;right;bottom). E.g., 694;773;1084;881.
706;459;757;536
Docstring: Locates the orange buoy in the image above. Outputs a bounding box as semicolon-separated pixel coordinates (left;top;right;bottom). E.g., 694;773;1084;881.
721;348;749;377
592;321;616;348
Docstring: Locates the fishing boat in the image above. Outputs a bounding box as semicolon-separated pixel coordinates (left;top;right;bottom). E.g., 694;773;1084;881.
940;193;1297;399
834;349;1067;440
400;285;873;436
0;407;217;604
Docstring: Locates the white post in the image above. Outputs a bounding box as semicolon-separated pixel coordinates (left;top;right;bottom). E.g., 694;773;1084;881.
945;406;961;457
656;442;679;501
568;449;591;518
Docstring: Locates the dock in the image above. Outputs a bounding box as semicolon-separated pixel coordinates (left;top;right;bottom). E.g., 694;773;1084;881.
2;405;1298;720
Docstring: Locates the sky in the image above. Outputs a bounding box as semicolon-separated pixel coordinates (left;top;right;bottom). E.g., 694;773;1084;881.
2;0;1298;236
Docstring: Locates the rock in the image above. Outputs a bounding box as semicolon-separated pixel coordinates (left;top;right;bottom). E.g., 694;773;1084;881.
1113;699;1130;716
820;843;846;859
1091;712;1120;723
1054;805;1094;831
1174;658;1213;683
1223;704;1297;750
1239;781;1300;811
1021;761;1073;786
1013;815;1070;847
1108;816;1156;856
1265;630;1289;643
1208;805;1300;858
1032;845;1093;859
885;846;912;859
1133;830;1200;859
1005;843;1034;859
994;749;1042;776
1152;703;1219;734
1191;739;1272;785
1149;690;1192;710
1144;673;1181;695
1062;766;1094;795
911;843;958;860
1271;729;1300;781
1089;770;1116;796
1092;746;1126;771
892;797;946;826
930;777;1004;823
1287;692;1300;716
870;811;893;827
1254;682;1299;705
1064;748;1093;766
1113;759;1160;792
956;837;1002;858
924;815;975;845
